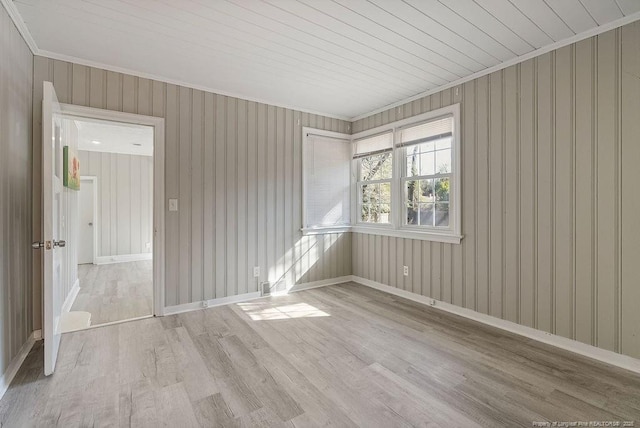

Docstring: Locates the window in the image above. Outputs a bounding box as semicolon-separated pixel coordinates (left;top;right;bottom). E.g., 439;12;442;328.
354;132;393;224
301;105;461;244
400;116;453;229
302;128;352;233
351;105;461;244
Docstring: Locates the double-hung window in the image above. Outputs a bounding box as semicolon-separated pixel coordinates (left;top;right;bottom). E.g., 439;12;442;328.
399;116;453;229
301;104;461;244
354;132;393;225
351;105;461;243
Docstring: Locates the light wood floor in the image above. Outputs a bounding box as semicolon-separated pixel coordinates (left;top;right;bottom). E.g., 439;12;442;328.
72;261;153;326
2;283;639;427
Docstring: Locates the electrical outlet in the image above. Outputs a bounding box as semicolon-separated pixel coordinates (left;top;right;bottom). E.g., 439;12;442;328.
168;198;178;212
145;242;151;249
202;300;209;308
261;281;271;296
253;266;260;278
403;265;409;276
429;299;436;306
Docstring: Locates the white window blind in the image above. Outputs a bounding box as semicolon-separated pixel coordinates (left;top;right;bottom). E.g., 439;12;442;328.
398;116;453;147
303;133;351;229
354;131;393;158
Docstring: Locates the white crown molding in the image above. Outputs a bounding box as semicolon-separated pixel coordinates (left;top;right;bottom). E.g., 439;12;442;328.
0;0;37;53
36;49;352;122
7;0;640;123
3;0;350;121
349;11;640;122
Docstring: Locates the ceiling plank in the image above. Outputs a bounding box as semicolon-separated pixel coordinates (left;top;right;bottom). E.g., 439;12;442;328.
543;0;597;34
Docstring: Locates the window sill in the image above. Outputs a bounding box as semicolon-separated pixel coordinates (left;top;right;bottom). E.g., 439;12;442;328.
351;226;463;244
301;226;352;235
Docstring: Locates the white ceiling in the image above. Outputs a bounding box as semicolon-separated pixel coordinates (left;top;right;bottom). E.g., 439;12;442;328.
75;118;154;156
12;0;640;119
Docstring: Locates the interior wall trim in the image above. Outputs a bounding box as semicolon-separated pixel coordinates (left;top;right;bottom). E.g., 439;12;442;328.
350;276;640;375
0;331;37;401
163;275;353;316
0;0;37;53
93;253;153;265
38;50;350;121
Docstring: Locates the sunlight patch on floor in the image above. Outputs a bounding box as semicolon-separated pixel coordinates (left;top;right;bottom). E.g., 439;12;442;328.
237;302;330;321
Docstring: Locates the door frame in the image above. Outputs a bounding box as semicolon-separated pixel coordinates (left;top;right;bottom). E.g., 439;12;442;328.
79;176;98;265
60;104;166;317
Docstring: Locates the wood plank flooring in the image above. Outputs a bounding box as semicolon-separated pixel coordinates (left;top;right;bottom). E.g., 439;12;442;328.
72;261;153;326
2;282;639;427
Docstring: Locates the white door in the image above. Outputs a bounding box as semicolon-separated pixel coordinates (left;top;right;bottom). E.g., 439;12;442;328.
42;82;66;376
78;178;95;264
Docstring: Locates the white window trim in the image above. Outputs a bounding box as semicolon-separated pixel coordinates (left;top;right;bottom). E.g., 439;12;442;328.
301;127;352;235
301;105;463;244
351;104;462;244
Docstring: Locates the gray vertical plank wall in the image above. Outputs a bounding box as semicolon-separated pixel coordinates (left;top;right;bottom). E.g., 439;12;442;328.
351;23;640;360
0;4;33;374
78;150;153;258
32;56;352;324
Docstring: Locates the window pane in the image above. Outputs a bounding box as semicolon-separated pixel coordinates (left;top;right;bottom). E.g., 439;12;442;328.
406;146;419;176
417;141;435;153
420;179;435;202
360;153;392;181
435;149;451;174
435;202;449;227
419;203;434;226
379;204;391;224
361;204;370;222
419;152;435;176
435;177;450;201
379;182;391;204
406;180;419;204
361;184;372;205
406;203;418;225
435;137;451;150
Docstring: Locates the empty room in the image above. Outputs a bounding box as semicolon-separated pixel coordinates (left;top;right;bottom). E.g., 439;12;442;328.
1;0;639;427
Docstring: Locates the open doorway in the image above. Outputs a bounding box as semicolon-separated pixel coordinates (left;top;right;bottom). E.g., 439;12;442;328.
55;105;165;333
68;117;155;329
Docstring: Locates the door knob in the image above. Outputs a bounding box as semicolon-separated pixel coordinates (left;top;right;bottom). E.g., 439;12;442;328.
88;222;93;226
31;241;44;249
53;240;66;248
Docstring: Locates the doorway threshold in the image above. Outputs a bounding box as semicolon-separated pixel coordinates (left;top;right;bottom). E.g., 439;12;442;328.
60;314;154;334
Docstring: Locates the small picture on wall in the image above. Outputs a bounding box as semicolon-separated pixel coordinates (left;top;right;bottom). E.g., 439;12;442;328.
63;146;80;190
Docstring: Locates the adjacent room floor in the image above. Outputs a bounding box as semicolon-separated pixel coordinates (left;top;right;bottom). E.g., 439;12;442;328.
2;283;639;427
72;260;153;326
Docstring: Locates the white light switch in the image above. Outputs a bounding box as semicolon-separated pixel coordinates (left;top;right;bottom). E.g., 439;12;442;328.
168;199;178;212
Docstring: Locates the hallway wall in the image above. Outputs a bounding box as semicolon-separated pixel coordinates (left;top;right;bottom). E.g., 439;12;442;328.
79;150;153;259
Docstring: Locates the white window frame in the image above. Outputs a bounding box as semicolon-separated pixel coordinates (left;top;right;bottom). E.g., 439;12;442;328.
354;134;394;228
301;127;352;235
351;104;462;244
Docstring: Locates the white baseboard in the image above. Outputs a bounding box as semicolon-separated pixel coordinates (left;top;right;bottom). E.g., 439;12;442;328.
62;278;80;314
0;331;37;401
94;253;152;265
350;275;640;375
162;276;354;316
163;292;263;315
269;275;353;296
